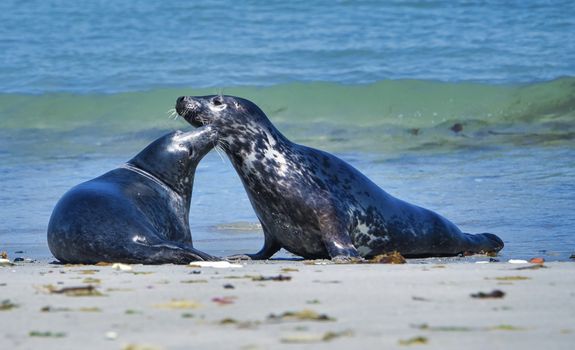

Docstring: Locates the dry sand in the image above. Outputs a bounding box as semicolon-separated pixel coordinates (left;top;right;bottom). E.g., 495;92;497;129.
1;259;574;349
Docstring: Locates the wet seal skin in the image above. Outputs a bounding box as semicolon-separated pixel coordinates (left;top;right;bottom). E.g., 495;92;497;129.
47;126;218;264
176;95;504;261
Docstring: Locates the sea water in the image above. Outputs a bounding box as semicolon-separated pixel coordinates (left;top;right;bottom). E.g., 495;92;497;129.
0;1;573;261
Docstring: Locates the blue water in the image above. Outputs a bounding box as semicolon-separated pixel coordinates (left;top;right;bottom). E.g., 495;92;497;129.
1;0;575;93
0;0;574;261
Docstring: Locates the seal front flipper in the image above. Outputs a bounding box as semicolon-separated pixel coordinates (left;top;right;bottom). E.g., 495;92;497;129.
227;229;281;260
319;211;361;261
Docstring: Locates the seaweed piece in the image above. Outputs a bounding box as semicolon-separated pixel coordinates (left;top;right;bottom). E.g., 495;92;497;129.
154;300;201;309
44;285;104;297
268;309;335;322
251;274;292;281
0;299;18;311
180;279;208;284
493;276;530;281
281;268;299;272
491;325;525;331
29;331;66;338
470;290;505;299
280;330;353;343
368;252;406;264
399;336;428;345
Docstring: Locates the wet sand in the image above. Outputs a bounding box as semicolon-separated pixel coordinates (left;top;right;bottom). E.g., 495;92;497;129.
1;259;574;349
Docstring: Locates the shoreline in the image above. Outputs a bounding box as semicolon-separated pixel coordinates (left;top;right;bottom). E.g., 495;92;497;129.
1;260;574;349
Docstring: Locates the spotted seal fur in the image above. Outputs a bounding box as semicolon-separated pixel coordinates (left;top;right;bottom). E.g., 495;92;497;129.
176;95;504;260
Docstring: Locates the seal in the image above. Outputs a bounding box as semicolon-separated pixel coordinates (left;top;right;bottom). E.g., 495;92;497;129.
176;95;504;260
47;126;218;264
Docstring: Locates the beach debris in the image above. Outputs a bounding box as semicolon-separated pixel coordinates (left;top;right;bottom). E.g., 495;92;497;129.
95;262;113;266
189;261;243;268
493;276;530;281
212;296;237;305
409;128;420;136
570;254;575;260
180;279;208;284
281;267;299;272
0;258;13;266
42;284;104;297
251;274;292;282
125;309;142;315
268;309;335;322
105;331;118;340
412;324;472;332
112;263;133;271
190;270;201;274
219;318;239;325
529;257;545;264
368;251;406;264
399;336;428;346
154;299;201;310
13;257;24;262
0;251;7;259
77;269;99;275
412;296;430;302
471;289;505;299
223;283;235;289
82;277;101;284
181;313;195;318
41;306;101;312
14;250;24;254
508;259;528;264
306;299;321;305
29;331;67;338
491;324;525;331
475;261;490;264
280;330;353;343
0;299;18;311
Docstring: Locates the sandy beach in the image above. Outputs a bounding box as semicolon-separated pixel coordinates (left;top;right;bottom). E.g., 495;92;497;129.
1;258;574;350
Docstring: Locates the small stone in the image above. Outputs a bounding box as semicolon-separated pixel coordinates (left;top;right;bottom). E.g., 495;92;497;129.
508;259;528;264
105;331;118;340
112;263;133;271
223;283;235;289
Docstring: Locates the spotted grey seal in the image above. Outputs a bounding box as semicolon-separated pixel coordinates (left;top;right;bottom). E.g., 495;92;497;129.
176;95;504;260
47;126;218;264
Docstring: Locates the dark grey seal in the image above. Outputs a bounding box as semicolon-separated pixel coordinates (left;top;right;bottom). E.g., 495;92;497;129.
176;95;504;260
47;126;218;264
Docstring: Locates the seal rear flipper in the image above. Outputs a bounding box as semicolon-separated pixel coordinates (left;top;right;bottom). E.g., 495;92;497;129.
464;232;505;254
132;241;220;263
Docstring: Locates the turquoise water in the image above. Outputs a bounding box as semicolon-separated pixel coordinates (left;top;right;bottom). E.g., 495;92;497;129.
0;1;574;261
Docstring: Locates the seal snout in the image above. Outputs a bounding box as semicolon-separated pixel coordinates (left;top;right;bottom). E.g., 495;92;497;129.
176;96;200;116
